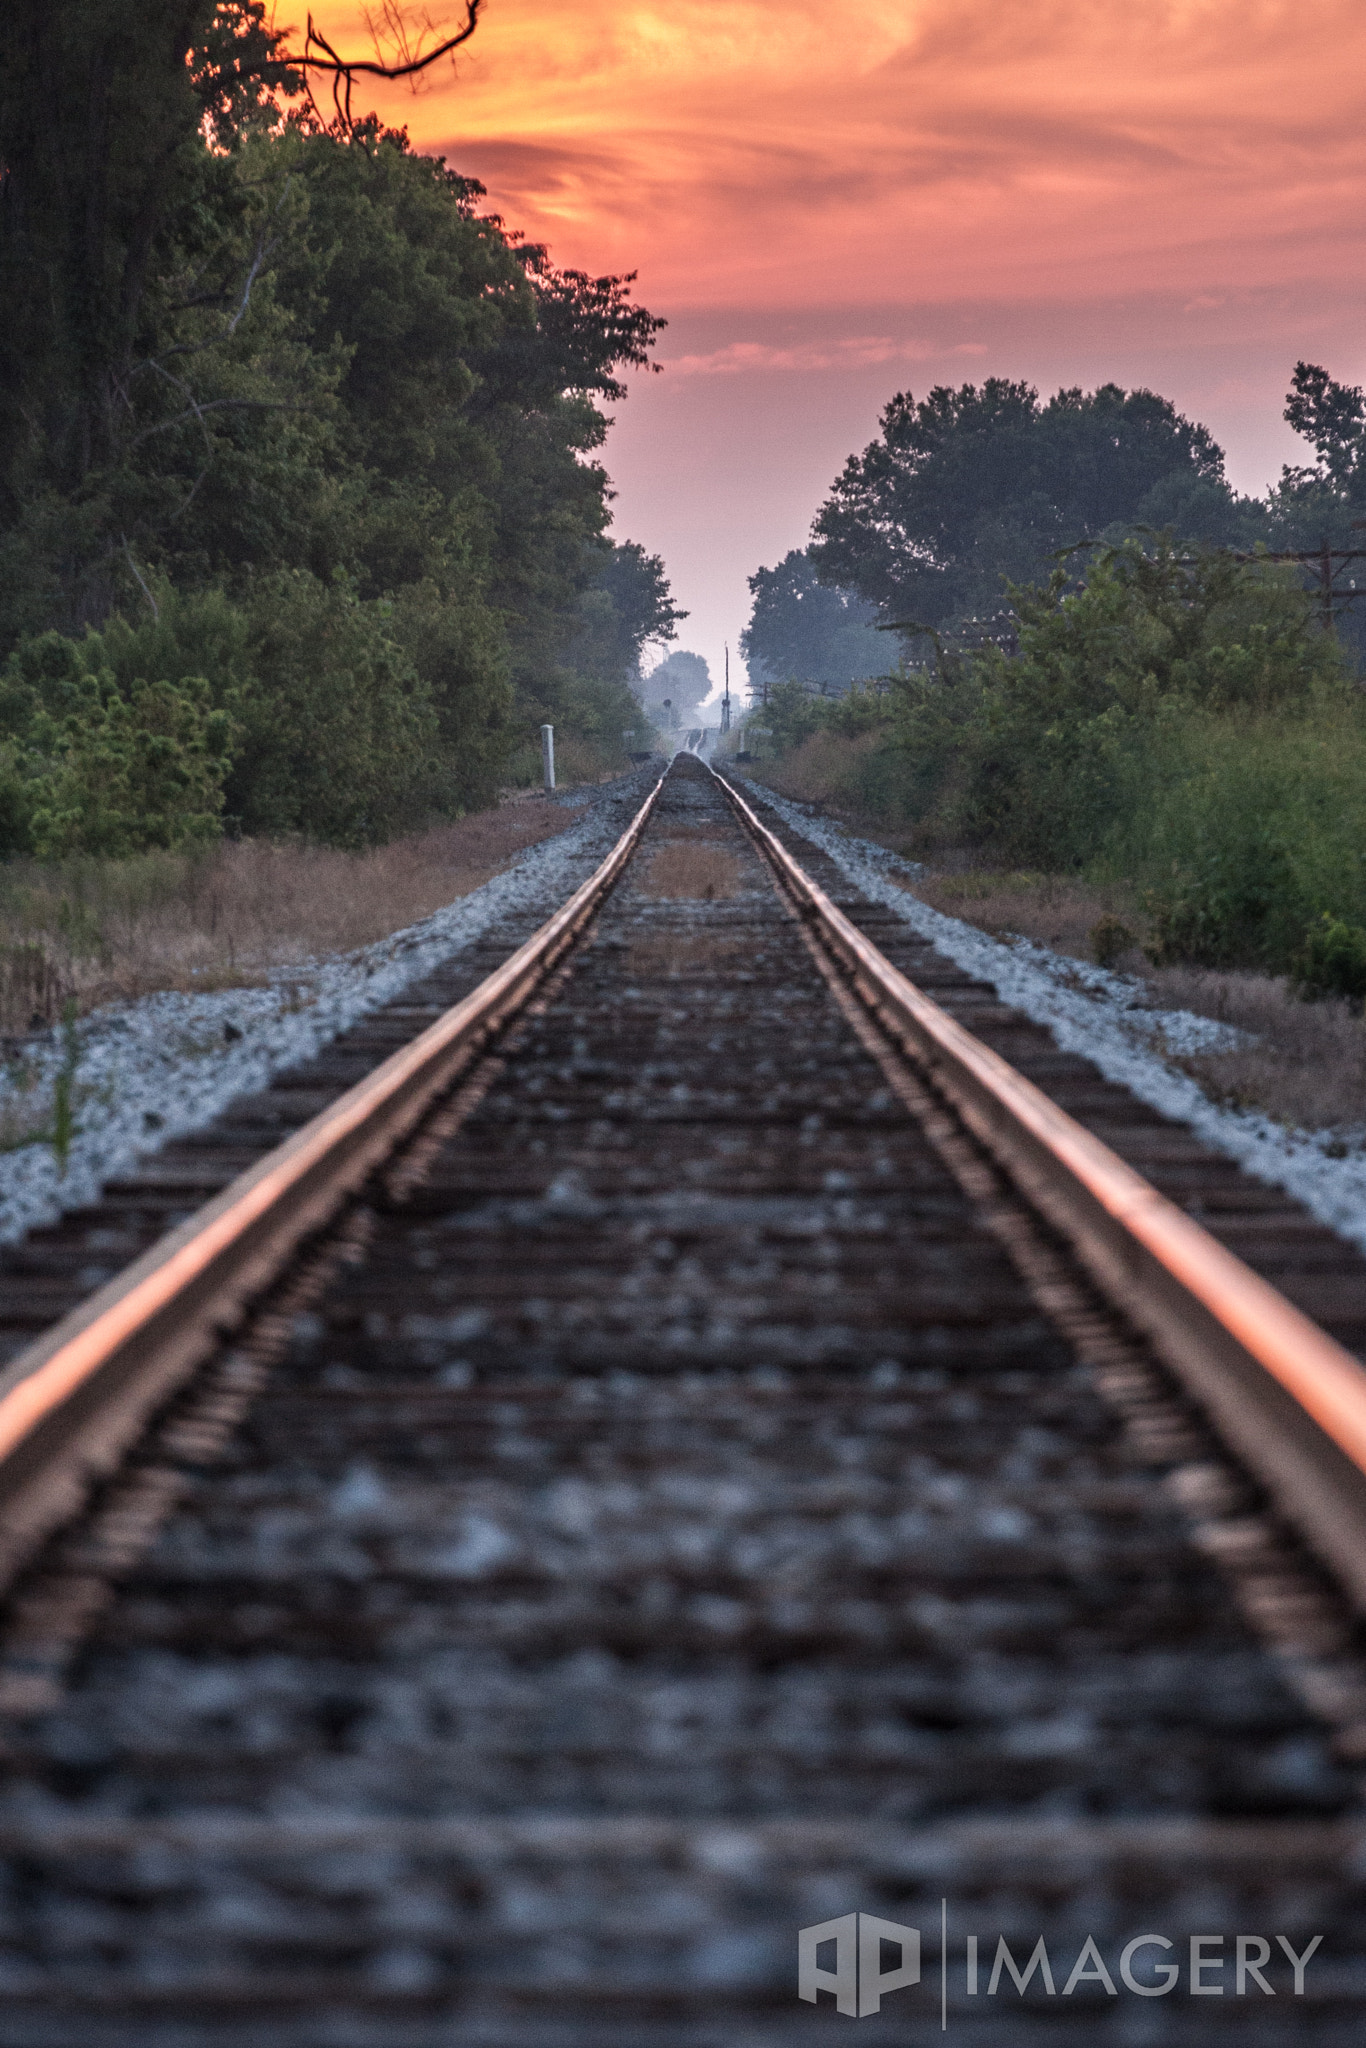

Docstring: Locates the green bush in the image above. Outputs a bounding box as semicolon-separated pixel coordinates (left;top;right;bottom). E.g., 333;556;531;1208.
1290;914;1366;1004
1115;698;1366;970
227;575;445;847
749;539;1366;978
0;631;234;858
885;541;1346;873
746;679;898;765
30;676;233;859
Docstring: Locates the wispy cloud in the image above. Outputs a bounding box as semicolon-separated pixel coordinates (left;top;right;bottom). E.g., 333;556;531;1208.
665;336;930;376
663;335;997;376
309;0;1366;312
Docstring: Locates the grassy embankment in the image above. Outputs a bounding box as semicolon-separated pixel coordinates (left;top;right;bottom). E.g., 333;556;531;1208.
0;780;618;1040
732;545;1366;1137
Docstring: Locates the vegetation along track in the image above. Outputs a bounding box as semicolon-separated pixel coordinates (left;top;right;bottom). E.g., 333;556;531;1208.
0;754;1363;2042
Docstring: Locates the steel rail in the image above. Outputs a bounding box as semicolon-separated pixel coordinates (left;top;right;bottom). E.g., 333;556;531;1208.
0;774;666;1587
712;764;1366;1611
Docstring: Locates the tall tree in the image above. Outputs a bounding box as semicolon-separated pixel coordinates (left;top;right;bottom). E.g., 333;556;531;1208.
0;3;675;840
810;379;1241;632
741;549;884;690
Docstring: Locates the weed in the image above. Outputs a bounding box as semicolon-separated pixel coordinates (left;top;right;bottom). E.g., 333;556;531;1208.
636;843;743;900
1090;914;1136;970
55;896;105;960
0;940;67;1034
49;1001;79;1173
0;1000;84;1165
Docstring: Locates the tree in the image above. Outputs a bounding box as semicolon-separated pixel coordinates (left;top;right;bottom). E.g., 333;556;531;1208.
640;650;711;725
463;252;666;736
1260;364;1366;663
741;549;885;691
573;541;685;687
1283;361;1366;498
810;379;1242;633
0;5;676;836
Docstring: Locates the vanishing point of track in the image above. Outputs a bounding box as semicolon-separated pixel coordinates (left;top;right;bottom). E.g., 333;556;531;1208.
0;753;1364;2043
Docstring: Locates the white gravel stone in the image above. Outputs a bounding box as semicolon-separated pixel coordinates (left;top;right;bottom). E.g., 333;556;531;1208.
751;783;1366;1257
0;779;655;1247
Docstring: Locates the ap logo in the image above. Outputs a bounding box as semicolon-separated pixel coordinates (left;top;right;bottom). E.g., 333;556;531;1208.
798;1913;921;2017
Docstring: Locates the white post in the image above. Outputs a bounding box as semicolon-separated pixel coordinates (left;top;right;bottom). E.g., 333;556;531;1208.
541;723;555;792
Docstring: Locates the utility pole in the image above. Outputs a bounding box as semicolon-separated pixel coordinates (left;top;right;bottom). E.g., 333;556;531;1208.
722;645;732;734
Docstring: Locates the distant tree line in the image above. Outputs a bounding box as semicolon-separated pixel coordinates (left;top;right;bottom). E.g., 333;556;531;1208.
741;368;1366;996
0;0;681;856
743;369;1366;691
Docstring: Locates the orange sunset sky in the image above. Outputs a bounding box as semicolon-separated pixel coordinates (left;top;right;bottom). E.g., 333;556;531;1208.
309;0;1366;693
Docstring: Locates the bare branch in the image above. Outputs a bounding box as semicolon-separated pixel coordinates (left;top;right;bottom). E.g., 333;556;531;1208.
302;3;480;81
293;4;482;130
121;542;160;620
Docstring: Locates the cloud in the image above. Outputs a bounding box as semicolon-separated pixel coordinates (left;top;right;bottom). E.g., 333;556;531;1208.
664;336;935;376
311;0;1366;314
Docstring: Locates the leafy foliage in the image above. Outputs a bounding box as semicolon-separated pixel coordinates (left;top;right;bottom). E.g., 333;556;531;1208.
1282;363;1366;501
0;4;674;847
886;539;1345;867
752;537;1366;978
741;550;885;690
809;380;1247;633
1291;915;1366;1006
0;630;234;858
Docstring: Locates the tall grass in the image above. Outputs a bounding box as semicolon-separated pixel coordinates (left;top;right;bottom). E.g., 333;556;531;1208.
501;732;638;791
0;802;581;1034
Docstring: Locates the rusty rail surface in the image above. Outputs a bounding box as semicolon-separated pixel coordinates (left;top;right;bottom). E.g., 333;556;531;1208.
0;773;667;1585
712;762;1366;1610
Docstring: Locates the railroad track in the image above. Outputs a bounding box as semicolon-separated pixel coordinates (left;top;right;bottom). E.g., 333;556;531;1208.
0;752;1363;2042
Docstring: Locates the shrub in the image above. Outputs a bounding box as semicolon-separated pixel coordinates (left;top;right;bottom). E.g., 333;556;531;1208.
0;631;234;858
1089;914;1135;968
888;541;1347;873
226;574;446;846
1119;697;1366;972
1290;914;1366;1005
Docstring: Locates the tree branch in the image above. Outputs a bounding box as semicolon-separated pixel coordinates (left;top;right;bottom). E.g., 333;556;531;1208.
294;4;482;130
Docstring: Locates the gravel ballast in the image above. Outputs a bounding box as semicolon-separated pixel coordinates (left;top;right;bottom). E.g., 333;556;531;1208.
0;773;659;1247
748;780;1366;1258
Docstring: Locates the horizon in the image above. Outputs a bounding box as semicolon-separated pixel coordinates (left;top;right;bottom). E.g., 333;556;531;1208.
308;0;1366;698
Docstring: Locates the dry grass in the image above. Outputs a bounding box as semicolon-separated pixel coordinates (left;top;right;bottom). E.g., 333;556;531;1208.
0;800;581;1035
1141;967;1366;1136
905;869;1147;970
749;730;886;812
635;843;743;901
899;868;1366;1133
502;732;646;790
